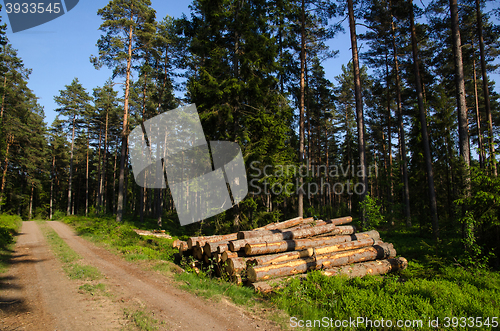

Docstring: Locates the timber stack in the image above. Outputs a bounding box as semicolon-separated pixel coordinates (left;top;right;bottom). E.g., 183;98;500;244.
176;216;407;293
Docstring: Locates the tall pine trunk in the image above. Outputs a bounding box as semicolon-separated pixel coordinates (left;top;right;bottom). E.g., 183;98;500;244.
67;114;76;216
348;0;367;225
472;42;485;168
390;5;411;227
298;0;306;218
100;110;109;214
86;124;89;216
450;0;471;171
410;0;439;240
50;154;55;219
116;23;133;223
476;0;496;176
28;184;34;220
385;53;393;220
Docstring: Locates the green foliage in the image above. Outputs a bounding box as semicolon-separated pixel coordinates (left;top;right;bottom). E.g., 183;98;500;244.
455;167;500;268
0;214;22;272
51;210;66;221
273;267;500;330
359;195;384;230
0;214;21;248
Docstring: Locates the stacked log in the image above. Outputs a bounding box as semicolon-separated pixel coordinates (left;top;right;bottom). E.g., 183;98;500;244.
180;216;407;292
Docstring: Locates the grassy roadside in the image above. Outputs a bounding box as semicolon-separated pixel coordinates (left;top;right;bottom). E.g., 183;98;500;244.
60;215;500;331
38;221;161;331
60;214;290;328
270;227;500;330
0;214;23;273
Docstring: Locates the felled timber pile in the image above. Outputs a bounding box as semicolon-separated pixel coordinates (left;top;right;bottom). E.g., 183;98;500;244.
176;216;407;292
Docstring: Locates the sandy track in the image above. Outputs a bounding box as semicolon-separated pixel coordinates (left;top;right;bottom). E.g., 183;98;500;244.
1;220;280;330
0;221;124;330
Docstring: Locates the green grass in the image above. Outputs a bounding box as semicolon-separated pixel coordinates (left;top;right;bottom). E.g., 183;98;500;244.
271;226;500;331
62;215;178;262
0;214;22;273
39;222;103;283
79;282;107;296
57;214;500;331
41;223;81;263
60;214;286;326
123;308;159;331
64;263;102;280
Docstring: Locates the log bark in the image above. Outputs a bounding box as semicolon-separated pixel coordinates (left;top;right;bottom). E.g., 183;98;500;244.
221;251;239;262
231;274;243;285
203;241;229;257
321;257;407;278
238;216;351;239
187;233;238;249
230;225;356;252
244;230;380;255
247;243;395;282
226;257;248;275
247;238;381;266
186;216;313;250
216;243;231;254
193;246;204;260
254;216;310;231
172;240;187;249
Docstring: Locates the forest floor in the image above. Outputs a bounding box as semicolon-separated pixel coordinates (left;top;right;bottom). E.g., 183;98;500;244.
0;221;281;331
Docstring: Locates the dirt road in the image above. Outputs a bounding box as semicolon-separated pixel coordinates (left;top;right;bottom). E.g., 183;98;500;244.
0;221;282;330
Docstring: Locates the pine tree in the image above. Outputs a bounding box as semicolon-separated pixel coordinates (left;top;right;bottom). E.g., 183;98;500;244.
92;0;156;222
54;78;92;216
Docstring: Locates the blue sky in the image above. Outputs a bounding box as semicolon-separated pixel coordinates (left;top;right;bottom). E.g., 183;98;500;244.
1;0;499;127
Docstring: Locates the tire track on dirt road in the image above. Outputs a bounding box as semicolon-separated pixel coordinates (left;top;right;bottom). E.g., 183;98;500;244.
47;220;281;331
0;221;124;331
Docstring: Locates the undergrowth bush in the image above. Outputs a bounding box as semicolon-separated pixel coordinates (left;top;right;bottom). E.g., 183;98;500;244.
62;215;178;262
0;214;22;248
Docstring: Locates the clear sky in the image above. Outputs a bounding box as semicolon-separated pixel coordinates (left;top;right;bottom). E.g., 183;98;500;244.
1;0;498;127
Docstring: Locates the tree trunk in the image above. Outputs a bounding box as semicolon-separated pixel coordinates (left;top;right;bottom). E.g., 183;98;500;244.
50;154;55;219
476;0;496;176
348;0;367;226
96;124;102;212
85;124;89;216
116;22;134;223
450;0;471;170
101;110;109;214
385;53;393;220
472;42;485;168
298;0;306;218
410;0;439;240
390;4;411;227
67;114;76;216
28;184;34;220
